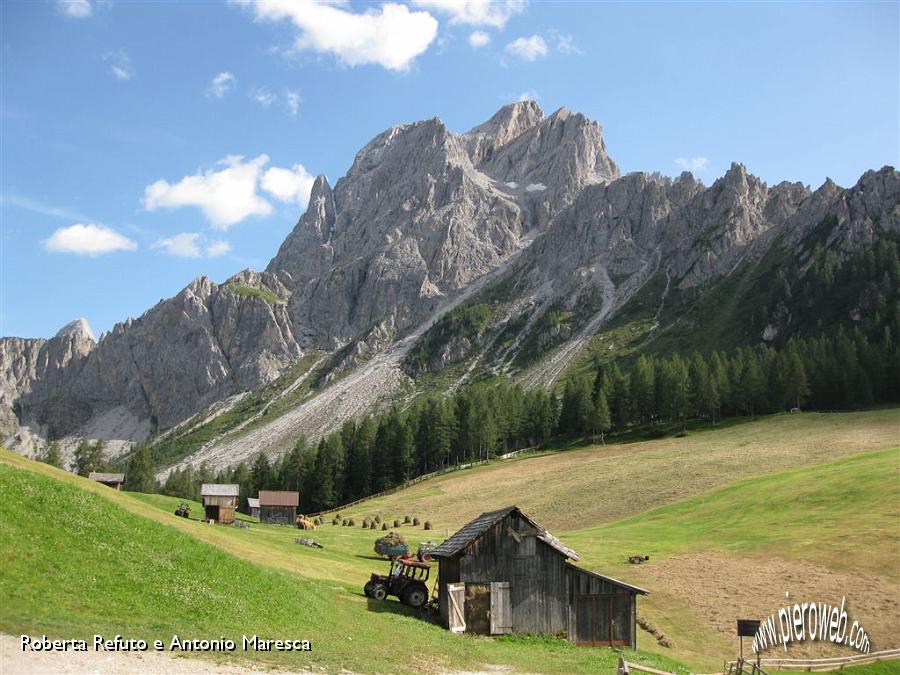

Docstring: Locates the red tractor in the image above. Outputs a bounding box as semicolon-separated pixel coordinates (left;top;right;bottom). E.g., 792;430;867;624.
363;556;431;609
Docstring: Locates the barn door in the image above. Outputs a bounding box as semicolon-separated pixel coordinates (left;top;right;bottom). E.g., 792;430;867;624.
490;582;512;634
447;583;466;633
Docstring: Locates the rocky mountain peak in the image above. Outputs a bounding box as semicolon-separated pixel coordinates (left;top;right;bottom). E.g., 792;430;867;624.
467;100;544;146
56;317;95;343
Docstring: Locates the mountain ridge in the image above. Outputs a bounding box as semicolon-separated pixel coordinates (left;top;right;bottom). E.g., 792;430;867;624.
2;101;897;471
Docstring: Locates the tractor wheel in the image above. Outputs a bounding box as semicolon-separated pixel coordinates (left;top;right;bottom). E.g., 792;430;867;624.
368;583;387;601
403;586;427;609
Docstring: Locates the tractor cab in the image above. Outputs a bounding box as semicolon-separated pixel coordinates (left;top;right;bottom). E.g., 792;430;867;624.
365;556;432;608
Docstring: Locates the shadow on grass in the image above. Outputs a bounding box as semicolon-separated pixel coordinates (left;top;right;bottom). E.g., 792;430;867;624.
364;596;441;625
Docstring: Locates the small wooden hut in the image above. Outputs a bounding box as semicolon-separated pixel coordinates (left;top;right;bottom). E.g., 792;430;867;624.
257;490;299;525
200;484;239;524
246;497;260;520
88;472;125;490
432;506;647;647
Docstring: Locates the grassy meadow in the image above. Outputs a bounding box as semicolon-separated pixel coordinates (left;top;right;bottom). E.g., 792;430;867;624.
1;408;898;673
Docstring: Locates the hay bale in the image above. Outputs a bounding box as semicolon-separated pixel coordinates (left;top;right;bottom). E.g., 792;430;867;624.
393;519;401;527
423;521;432;530
342;519;349;526
413;517;420;526
403;515;411;524
381;523;388;530
348;518;356;526
332;517;340;525
362;519;370;528
369;522;377;529
296;517;317;531
373;514;381;523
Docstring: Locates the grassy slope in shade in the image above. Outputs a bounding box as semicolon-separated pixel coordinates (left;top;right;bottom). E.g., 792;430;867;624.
0;455;689;674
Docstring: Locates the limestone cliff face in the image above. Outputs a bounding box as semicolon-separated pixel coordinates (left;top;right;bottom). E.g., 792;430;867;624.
2;101;897;462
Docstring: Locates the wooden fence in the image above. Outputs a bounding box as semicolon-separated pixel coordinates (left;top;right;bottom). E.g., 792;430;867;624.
728;647;900;672
617;658;676;675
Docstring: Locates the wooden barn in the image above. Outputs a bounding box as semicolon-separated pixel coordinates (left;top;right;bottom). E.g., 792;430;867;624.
246;497;260;520
431;506;647;648
200;483;239;524
257;490;299;525
88;472;125;490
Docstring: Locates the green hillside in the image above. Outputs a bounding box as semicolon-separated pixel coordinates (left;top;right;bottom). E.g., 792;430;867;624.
0;451;687;674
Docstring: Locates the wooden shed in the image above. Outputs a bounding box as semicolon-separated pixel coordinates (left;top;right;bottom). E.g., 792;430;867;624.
88;472;125;490
200;484;239;524
257;490;299;525
246;497;260;520
431;506;647;648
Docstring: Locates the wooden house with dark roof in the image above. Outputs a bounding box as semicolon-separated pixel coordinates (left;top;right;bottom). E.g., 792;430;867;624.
431;506;647;648
246;497;260;520
88;472;125;490
257;490;299;525
200;484;239;524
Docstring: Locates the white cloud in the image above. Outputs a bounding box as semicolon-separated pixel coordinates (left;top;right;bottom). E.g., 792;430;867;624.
152;232;202;258
208;71;236;98
206;239;232;257
285;89;301;116
468;31;490;48
152;233;233;258
235;0;438;72
414;1;525;28
58;0;92;18
505;35;547;61
253;87;276;107
143;155;274;229
104;50;134;81
261;163;316;206
515;89;539;102
552;32;581;55
675;156;710;172
43;224;137;256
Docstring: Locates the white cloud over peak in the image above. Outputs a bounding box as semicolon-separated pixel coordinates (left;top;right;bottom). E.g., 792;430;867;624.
414;1;526;28
261;163;316;205
143;155;317;229
151;233;232;258
104;50;134;81
208;71;236;98
468;31;490;48
253;87;276;107
43;224;137;256
58;0;92;18
505;34;547;61
285;89;301;116
206;239;232;257
152;232;202;258
143;155;274;229
675;156;710;172
235;0;438;72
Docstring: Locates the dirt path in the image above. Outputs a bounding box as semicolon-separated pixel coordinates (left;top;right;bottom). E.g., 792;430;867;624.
0;634;304;675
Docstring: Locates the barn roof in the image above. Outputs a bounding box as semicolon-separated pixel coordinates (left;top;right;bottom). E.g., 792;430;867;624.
247;497;260;509
201;483;239;497
567;563;650;595
431;506;579;561
258;490;299;507
88;472;125;483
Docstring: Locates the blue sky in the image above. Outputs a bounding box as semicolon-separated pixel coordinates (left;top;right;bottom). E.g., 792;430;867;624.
2;0;898;340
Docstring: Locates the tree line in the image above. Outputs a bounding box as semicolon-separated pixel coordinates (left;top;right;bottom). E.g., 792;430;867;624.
156;326;897;513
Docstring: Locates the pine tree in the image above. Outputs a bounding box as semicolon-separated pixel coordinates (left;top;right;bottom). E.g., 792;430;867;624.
40;440;62;468
124;445;156;493
250;452;272;495
72;440;105;476
589;387;611;444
